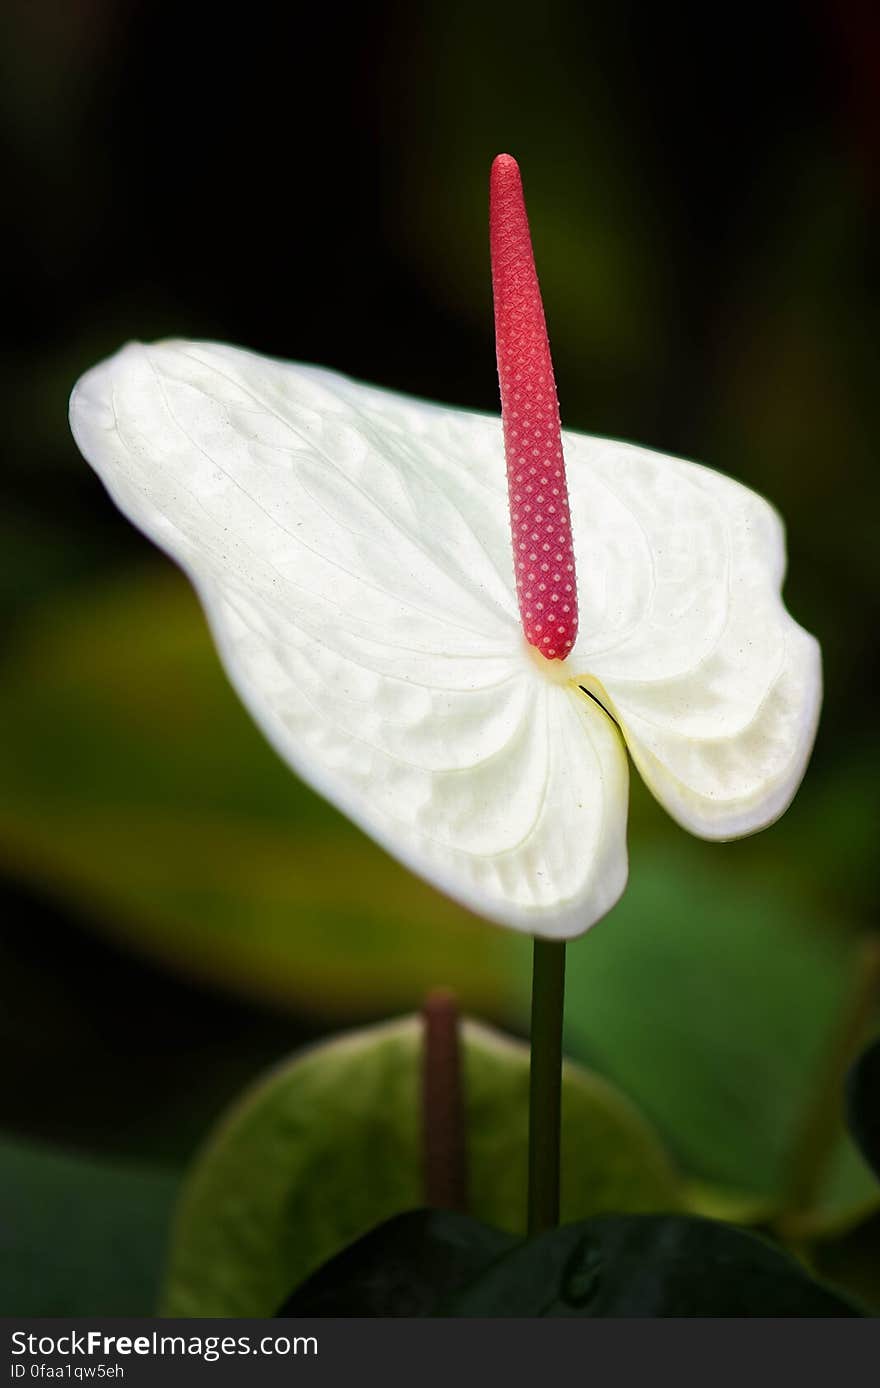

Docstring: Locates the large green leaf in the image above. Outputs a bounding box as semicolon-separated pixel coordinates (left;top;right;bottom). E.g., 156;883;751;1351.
555;842;878;1213
0;568;525;1018
162;1017;682;1317
0;1132;178;1315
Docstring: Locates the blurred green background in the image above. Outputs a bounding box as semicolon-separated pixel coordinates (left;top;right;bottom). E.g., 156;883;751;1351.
1;0;878;1312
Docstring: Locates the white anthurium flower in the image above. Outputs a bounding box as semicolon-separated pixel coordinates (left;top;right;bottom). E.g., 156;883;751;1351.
68;159;821;941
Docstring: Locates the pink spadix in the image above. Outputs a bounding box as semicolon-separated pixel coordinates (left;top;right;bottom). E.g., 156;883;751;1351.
490;154;578;662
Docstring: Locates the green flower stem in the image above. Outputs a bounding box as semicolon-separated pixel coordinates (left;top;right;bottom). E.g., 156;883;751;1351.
527;937;567;1235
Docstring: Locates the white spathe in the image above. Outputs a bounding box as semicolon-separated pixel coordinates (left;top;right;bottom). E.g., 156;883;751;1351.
69;340;821;939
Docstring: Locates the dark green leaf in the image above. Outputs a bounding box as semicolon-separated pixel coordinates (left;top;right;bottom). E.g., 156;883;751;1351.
810;1205;880;1315
847;1036;880;1183
278;1210;513;1316
443;1214;863;1318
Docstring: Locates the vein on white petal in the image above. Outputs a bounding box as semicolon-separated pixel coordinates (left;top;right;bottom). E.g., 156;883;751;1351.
191;344;518;603
155;344;517;635
227;617;533;777
144;350;510;649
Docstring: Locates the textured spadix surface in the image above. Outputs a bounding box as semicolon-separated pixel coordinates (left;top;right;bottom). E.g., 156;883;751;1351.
69;341;821;938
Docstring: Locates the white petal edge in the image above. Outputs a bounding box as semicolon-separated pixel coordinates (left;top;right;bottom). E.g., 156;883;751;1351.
69;340;630;939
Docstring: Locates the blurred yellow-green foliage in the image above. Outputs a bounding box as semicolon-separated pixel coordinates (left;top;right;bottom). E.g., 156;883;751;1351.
1;0;878;1313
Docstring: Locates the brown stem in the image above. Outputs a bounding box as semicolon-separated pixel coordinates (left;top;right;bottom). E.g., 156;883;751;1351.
421;988;468;1212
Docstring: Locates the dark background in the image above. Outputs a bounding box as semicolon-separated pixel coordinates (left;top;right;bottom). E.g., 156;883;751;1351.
1;0;878;1311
